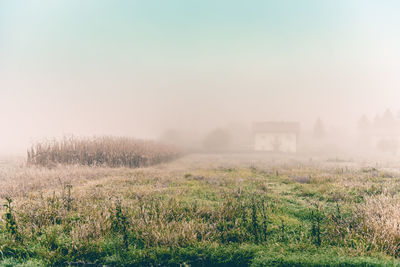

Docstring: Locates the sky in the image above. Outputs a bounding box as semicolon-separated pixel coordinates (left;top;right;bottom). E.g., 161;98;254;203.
1;0;400;153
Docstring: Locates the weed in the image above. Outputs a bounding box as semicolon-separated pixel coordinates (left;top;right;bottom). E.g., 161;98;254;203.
3;198;22;243
310;203;323;246
110;200;129;250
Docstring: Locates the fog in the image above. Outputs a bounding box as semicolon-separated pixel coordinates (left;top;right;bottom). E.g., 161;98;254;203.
1;1;400;156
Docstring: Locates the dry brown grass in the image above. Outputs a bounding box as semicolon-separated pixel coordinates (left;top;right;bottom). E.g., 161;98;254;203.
356;193;400;255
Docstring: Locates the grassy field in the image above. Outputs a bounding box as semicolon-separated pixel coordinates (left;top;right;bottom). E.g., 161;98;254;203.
1;153;400;266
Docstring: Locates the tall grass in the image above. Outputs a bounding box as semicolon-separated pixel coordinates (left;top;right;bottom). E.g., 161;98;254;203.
27;136;181;168
2;153;399;265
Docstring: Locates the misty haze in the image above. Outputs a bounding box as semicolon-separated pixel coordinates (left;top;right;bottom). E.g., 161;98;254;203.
1;1;400;266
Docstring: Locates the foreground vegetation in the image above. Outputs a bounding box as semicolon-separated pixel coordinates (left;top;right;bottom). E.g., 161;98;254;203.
1;154;400;266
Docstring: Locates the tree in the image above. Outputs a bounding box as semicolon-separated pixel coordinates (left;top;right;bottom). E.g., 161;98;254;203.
383;108;394;121
313;118;326;138
373;115;382;128
382;109;395;128
358;115;370;131
202;128;231;152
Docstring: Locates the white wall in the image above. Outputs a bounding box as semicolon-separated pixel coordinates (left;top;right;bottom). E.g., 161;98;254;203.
254;133;297;153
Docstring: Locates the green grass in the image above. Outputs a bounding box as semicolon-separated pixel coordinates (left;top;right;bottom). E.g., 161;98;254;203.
252;249;399;267
1;155;400;266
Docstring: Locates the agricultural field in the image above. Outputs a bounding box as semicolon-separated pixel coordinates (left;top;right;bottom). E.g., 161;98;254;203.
1;152;400;266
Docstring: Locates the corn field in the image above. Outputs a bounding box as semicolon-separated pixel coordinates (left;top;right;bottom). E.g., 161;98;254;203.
27;136;181;168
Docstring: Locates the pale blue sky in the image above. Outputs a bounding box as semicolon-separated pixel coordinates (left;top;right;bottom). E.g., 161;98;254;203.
1;1;400;152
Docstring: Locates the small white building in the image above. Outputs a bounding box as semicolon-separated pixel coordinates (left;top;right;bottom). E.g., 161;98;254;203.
253;122;300;153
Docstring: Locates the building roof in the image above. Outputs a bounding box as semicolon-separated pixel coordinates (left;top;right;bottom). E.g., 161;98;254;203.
253;121;300;134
